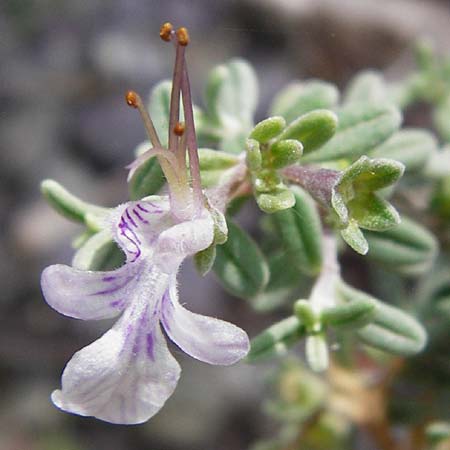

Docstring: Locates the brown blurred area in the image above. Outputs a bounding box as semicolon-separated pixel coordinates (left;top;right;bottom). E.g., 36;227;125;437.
1;1;450;449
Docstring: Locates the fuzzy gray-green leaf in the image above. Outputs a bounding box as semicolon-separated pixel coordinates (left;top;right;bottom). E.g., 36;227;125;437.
247;316;305;362
213;219;269;299
72;229;125;271
321;298;376;329
371;129;437;172
256;188;296;214
194;245;217;276
337;283;427;356
41;179;108;227
271;186;323;275
365;216;438;275
343;71;389;105
129;155;165;200
277;110;338;154
250;116;286;143
270;80;339;124
303;104;402;163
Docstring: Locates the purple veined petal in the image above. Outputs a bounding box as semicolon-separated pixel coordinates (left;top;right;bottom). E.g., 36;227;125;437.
111;197;171;263
51;308;181;425
161;282;250;365
154;209;215;273
41;263;143;320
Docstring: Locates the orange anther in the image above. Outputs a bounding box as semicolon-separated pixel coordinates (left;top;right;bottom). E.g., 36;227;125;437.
174;122;185;136
160;22;173;41
125;90;138;108
176;27;189;46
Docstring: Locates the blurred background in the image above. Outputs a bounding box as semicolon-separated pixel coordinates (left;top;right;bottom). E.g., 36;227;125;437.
1;1;450;449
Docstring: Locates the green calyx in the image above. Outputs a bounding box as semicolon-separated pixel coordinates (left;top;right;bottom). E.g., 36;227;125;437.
331;156;405;254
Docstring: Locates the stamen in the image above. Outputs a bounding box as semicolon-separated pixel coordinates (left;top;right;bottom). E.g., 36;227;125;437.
125;90;138;108
176;27;189;46
173;122;185;136
167;37;185;152
125;90;161;148
159;22;174;42
180;57;203;208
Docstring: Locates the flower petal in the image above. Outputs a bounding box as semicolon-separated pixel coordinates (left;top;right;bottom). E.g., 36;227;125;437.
51;309;181;425
111;197;171;262
161;283;250;365
154;210;214;272
41;263;142;320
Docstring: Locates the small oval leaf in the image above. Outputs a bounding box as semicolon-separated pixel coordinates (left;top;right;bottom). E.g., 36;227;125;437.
277;110;338;154
364;216;438;275
303;104;402;163
128;155;165;200
370;129;437;172
270;80;340;124
337;283;427;356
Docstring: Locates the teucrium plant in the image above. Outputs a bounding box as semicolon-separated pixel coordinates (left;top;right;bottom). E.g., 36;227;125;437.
39;21;448;450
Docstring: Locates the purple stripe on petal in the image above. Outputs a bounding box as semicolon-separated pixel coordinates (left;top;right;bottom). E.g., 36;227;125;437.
146;333;155;360
110;299;125;308
133;209;149;224
91;275;134;296
136;204;149;213
126;209;138;228
103;275;117;282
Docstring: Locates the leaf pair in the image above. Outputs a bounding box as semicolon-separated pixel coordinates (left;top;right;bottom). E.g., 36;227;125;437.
248;282;427;365
247;110;337;214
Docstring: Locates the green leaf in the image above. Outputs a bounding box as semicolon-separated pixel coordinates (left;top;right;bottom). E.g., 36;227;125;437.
247;316;305;362
270;80;340;124
72;230;125;271
337;283;427;356
305;334;329;372
198;148;239;171
343;71;389;105
205;59;258;152
128;154;165;200
271;186;323;275
256;188;296;214
340;219;369;255
41;179;107;228
194;245;217;276
365;216;438;275
370;129;437;172
433;93;450;143
213;219;269;299
250;116;286;143
277;110;338;154
198;148;240;188
246;138;262;172
321;298;376;329
269;139;303;169
302;104;402;163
